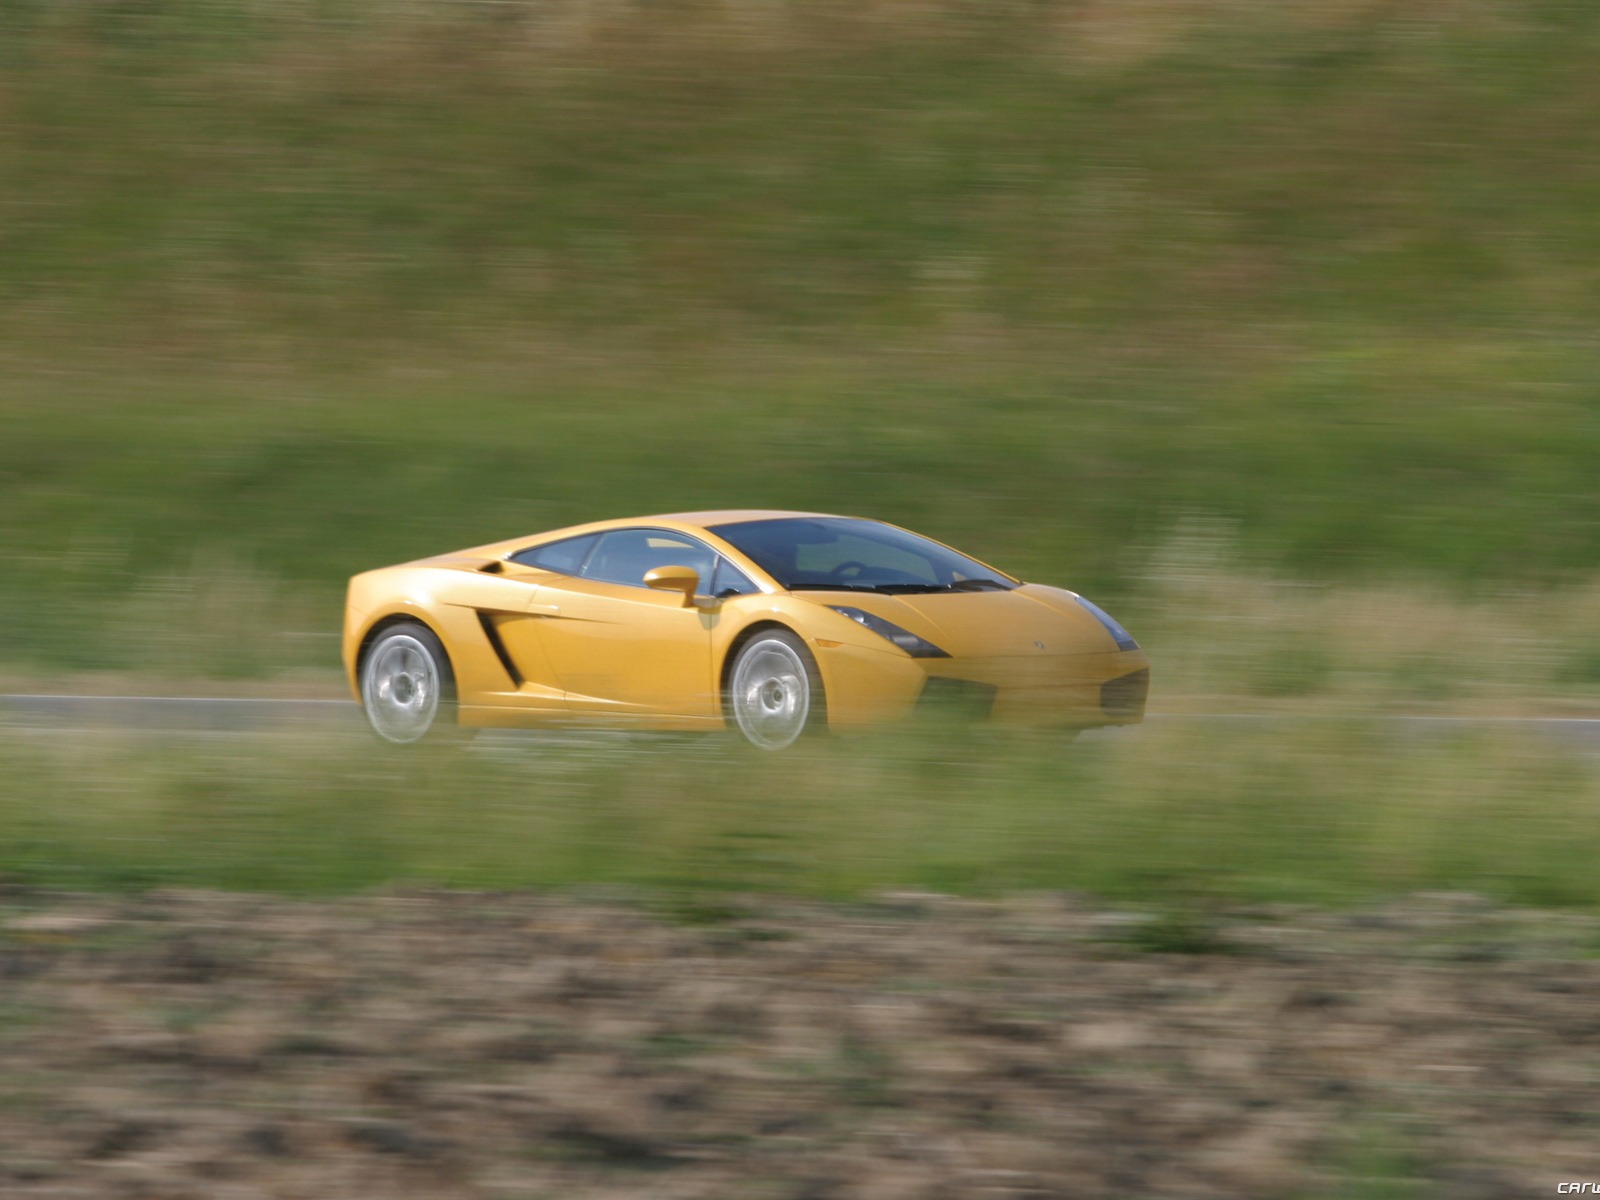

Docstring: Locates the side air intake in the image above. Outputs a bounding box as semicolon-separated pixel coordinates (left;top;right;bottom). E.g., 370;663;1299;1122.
475;612;523;687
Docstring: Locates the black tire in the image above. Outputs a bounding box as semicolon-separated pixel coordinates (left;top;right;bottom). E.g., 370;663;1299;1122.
725;629;826;750
359;621;458;744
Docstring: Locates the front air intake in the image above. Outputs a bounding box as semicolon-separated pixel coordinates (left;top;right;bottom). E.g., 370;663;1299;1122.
917;677;999;720
1100;669;1149;718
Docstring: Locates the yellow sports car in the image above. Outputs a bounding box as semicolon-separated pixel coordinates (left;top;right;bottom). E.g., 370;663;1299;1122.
343;511;1149;748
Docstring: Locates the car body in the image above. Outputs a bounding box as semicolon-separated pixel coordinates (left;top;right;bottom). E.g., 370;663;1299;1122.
343;510;1149;747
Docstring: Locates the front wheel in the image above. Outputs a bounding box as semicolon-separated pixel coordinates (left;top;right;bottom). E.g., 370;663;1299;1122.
360;622;457;744
726;630;825;750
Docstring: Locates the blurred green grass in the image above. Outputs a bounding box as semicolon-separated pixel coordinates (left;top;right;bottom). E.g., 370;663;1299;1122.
2;1;1600;679
4;722;1597;908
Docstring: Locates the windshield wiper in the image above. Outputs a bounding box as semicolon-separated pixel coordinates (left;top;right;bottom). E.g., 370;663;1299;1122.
792;580;1014;595
861;580;1015;594
945;578;1014;592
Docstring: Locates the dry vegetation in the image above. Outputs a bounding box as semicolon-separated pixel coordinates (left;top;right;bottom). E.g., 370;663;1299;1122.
1132;525;1600;713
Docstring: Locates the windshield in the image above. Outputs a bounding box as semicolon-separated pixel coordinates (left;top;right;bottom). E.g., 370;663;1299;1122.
708;517;1017;593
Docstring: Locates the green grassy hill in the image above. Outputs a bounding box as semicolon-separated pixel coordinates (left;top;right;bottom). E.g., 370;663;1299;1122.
2;1;1598;675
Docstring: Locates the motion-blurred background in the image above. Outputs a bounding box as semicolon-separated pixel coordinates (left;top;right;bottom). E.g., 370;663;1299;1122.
4;0;1598;684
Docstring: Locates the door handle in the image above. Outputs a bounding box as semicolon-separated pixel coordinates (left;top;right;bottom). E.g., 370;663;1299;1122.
529;602;561;616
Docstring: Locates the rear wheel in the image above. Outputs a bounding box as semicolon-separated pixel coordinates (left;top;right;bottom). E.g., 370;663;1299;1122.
727;630;824;750
360;623;456;744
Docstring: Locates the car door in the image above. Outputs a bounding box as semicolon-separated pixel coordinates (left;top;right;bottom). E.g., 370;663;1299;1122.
526;528;721;720
452;532;601;710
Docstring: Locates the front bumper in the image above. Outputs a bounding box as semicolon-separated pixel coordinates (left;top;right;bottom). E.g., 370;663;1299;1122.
819;643;1150;731
922;649;1150;727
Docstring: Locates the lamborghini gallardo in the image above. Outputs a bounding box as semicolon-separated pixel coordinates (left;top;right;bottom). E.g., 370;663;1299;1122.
343;511;1149;748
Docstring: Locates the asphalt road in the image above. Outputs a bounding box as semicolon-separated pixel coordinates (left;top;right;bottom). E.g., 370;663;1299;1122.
3;693;1599;746
0;694;359;732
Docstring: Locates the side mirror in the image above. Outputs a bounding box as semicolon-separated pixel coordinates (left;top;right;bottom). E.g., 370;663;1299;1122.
643;564;701;605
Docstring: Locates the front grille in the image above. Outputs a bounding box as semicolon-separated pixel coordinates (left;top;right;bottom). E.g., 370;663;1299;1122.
917;677;998;720
1100;668;1149;718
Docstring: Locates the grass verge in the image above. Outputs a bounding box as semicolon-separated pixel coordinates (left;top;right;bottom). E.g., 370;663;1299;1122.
3;721;1595;907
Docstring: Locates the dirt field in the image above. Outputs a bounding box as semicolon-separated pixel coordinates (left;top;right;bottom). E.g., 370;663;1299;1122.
2;888;1597;1198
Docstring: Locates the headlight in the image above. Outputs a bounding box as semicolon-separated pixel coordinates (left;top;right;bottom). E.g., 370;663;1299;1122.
828;606;950;658
1076;596;1139;651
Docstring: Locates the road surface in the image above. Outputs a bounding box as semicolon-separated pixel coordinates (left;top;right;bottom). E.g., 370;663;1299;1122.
3;693;1599;746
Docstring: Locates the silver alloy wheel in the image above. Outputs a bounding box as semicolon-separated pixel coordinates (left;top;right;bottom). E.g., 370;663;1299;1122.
362;633;442;743
730;636;811;750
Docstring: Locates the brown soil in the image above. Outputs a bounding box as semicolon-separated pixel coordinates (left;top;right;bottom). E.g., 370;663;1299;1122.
2;889;1598;1198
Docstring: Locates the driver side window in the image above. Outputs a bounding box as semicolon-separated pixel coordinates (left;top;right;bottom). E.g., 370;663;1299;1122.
582;529;718;591
710;557;761;597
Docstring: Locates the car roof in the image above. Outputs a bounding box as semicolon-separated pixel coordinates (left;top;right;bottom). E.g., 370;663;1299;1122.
648;509;846;528
447;511;856;563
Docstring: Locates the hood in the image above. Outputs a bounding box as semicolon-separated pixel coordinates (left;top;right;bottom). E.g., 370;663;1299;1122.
796;584;1122;657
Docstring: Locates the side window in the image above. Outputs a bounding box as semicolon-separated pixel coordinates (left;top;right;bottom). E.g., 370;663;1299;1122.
582;529;718;591
508;532;598;576
710;557;761;597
